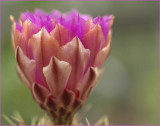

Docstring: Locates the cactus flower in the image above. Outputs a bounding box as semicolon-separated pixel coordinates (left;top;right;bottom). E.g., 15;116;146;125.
10;9;114;125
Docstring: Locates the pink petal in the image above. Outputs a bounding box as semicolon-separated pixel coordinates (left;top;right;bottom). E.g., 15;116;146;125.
16;47;36;88
57;37;90;91
83;24;105;66
32;83;50;104
43;56;72;96
28;28;57;87
94;30;112;67
40;28;60;66
50;23;75;46
78;67;104;100
16;65;31;88
11;22;26;54
22;19;40;41
84;18;95;34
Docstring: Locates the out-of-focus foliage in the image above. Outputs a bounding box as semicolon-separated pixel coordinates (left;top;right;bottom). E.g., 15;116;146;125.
1;1;159;125
3;110;109;125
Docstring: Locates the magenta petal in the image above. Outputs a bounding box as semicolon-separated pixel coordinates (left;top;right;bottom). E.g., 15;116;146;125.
60;12;88;41
93;15;114;41
19;9;114;45
51;10;61;19
21;9;53;32
43;56;72;96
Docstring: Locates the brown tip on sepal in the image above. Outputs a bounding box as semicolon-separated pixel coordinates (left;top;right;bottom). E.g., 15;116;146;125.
44;95;57;111
32;83;49;104
61;89;75;107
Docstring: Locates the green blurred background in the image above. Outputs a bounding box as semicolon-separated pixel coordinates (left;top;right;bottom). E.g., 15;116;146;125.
1;1;159;125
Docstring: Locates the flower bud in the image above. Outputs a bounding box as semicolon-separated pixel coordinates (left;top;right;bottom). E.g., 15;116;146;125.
11;9;114;125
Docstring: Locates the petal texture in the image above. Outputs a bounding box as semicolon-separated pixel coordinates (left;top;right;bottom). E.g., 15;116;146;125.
43;57;72;96
28;30;47;87
11;22;26;54
83;24;105;66
16;65;30;88
57;37;90;91
28;28;59;87
22;19;40;42
78;67;104;100
94;30;112;67
16;47;36;88
40;28;60;66
50;24;74;46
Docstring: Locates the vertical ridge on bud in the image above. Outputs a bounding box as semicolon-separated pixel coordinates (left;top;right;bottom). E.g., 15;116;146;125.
57;37;90;91
16;47;36;89
43;56;72;96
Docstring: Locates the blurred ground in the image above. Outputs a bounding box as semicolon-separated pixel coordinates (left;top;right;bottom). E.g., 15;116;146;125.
1;1;159;125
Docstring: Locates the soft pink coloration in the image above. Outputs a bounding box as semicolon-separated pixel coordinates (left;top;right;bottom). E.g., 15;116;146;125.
11;9;114;124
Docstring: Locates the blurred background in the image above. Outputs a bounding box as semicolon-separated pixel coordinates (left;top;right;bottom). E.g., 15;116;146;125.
1;1;159;125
